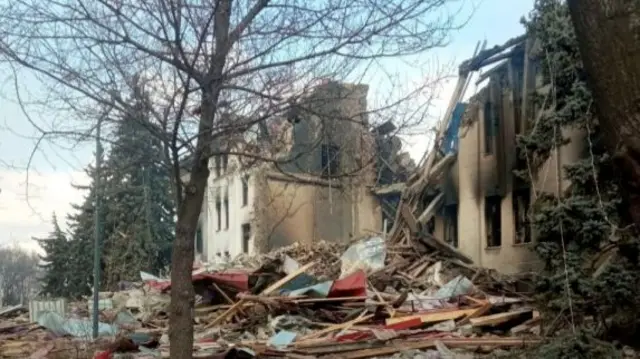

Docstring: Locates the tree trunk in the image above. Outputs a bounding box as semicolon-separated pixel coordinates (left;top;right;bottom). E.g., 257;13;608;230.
168;99;215;357
168;163;208;358
567;0;640;227
169;88;224;359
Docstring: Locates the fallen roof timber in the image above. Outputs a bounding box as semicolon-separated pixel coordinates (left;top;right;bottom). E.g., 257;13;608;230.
476;44;527;85
459;34;527;74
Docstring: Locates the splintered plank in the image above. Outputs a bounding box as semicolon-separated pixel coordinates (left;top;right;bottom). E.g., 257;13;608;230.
457;302;492;325
400;204;419;233
416;193;444;224
385;308;477;326
300;312;374;341
470;308;532;327
510;316;542;334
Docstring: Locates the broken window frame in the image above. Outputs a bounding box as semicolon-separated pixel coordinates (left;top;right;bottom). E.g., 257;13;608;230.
242;175;249;207
224;190;229;230
195;220;203;255
214;156;222;177
485;195;502;248
215;194;222;231
222;154;229;173
321;143;340;178
443;204;458;248
513;188;532;244
241;223;251;254
483;101;495;154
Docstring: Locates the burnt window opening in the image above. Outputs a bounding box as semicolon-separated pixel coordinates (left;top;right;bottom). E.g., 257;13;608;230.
222;154;229;173
242;223;251;254
215;196;222;231
443;204;458;248
513;189;532;244
321;143;340;178
483;102;495;154
484;97;502;155
195;221;203;254
214;156;222;177
242;175;249;207
485;195;502;247
223;191;229;230
512;57;525;133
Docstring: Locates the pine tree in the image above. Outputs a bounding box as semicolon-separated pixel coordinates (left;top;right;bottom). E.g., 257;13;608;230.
518;0;640;346
36;214;76;297
100;84;175;289
41;87;176;294
64;165;104;297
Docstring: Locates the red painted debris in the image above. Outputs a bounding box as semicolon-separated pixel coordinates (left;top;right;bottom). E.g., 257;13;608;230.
94;351;112;359
328;270;366;298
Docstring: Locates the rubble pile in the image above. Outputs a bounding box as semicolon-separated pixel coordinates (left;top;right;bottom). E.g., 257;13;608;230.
1;236;541;359
229;240;349;279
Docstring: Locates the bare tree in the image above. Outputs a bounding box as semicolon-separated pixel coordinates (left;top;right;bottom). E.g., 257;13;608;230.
0;0;461;356
566;0;640;229
0;246;40;306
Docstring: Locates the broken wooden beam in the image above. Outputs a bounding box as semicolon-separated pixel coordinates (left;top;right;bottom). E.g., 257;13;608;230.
400;204;419;233
420;234;474;264
470;308;533;327
458;302;492;325
408;153;456;196
460;34;527;74
416;192;444;224
385;307;477;326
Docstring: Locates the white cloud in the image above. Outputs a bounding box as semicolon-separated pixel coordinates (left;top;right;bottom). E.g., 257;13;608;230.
0;170;89;254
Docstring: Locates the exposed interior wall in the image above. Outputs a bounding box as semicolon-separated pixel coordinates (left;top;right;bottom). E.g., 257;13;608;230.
282;81;374;180
259;173;382;251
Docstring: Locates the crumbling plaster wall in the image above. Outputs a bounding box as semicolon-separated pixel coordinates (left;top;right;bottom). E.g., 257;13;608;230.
251;81;381;253
283;81;374;179
253;172;382;252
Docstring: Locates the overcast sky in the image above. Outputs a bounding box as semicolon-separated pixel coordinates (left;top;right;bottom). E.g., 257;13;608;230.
0;0;534;253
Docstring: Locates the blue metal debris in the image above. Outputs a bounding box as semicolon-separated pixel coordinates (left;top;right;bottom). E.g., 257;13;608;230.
442;103;467;155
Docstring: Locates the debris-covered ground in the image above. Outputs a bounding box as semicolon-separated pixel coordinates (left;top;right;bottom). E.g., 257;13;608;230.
0;236;544;358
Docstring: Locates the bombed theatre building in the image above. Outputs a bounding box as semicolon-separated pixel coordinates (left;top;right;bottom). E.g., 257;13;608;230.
188;81;413;262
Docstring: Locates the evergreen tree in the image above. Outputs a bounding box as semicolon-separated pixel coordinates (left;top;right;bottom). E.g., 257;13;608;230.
100;84;175;289
518;0;640;345
39;84;175;294
36;214;78;297
64;165;104;297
